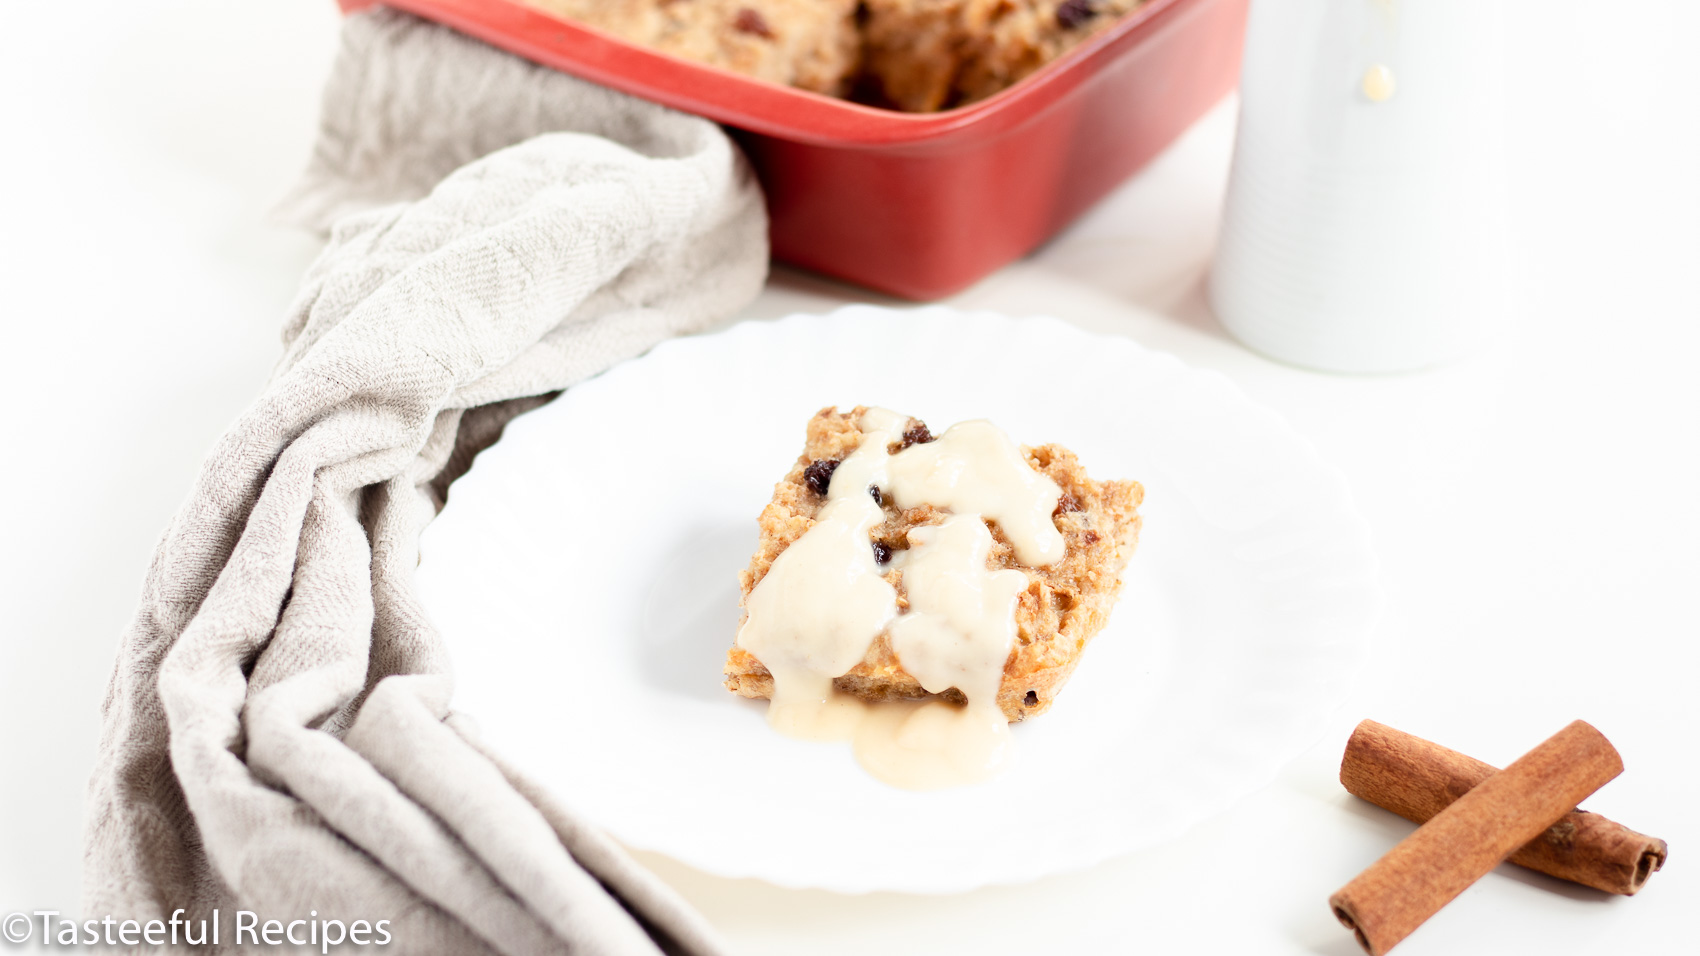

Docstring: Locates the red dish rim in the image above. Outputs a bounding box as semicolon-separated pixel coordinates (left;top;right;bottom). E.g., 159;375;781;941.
339;0;1195;149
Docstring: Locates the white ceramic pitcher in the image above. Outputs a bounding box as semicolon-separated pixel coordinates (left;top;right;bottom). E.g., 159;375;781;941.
1210;0;1509;373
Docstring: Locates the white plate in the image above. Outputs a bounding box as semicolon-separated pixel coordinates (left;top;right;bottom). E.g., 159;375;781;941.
416;306;1381;894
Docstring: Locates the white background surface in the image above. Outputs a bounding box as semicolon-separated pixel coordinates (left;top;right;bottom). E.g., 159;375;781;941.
2;2;1695;954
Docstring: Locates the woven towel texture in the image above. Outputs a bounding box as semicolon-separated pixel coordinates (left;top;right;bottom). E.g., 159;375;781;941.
85;10;766;954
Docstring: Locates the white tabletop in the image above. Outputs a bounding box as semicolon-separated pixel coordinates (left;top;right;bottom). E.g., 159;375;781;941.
3;2;1695;954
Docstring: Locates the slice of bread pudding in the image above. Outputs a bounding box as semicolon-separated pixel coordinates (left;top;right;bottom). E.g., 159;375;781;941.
724;405;1141;722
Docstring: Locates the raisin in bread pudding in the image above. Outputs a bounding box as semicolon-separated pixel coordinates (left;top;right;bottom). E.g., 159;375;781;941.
724;406;1141;724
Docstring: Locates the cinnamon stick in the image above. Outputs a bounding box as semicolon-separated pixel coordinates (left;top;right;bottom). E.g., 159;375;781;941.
1341;719;1667;895
1329;720;1623;955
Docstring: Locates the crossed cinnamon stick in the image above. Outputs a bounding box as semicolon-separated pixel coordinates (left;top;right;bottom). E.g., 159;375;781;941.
1329;719;1667;955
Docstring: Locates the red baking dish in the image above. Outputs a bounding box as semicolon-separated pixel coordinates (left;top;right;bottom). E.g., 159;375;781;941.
337;0;1247;299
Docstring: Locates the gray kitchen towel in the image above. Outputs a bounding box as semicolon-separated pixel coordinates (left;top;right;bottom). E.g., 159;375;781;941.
85;8;765;954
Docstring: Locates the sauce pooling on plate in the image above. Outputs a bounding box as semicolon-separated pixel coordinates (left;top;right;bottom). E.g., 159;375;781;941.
735;408;1064;789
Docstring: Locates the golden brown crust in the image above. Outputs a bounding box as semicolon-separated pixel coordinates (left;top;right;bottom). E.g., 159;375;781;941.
860;0;1148;112
520;0;1146;111
724;406;1142;721
524;0;863;97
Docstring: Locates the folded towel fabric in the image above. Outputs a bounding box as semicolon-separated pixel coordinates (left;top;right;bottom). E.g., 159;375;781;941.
85;9;767;954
